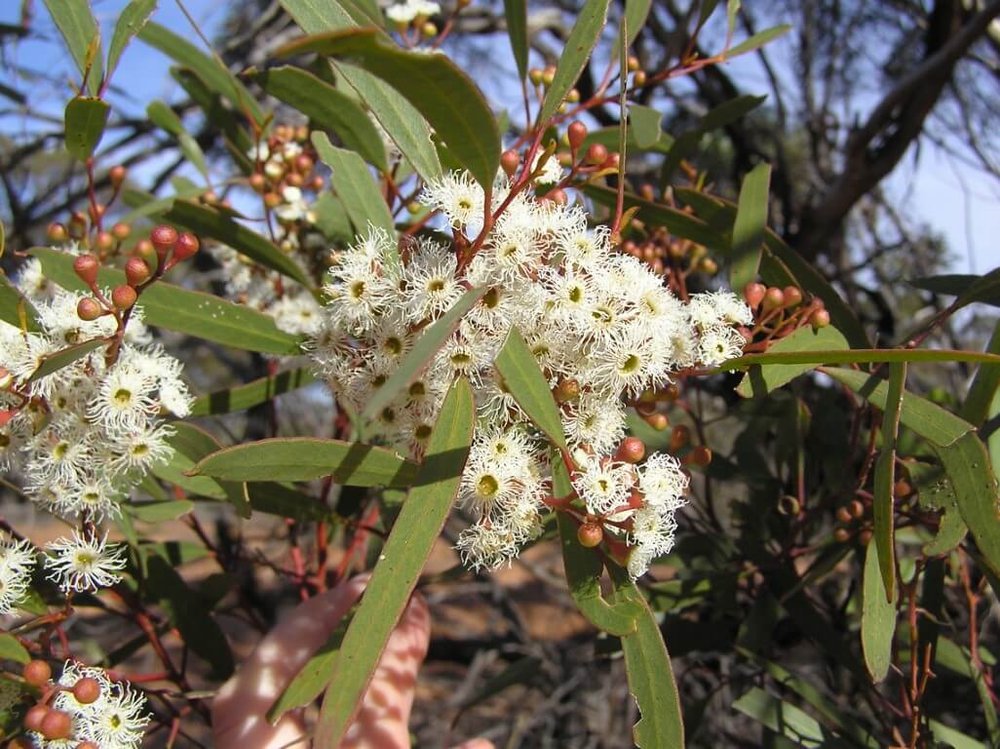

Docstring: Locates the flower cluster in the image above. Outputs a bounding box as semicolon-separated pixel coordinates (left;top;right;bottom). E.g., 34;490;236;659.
0;534;35;615
1;257;193;521
312;171;751;576
29;661;149;749
385;0;440;25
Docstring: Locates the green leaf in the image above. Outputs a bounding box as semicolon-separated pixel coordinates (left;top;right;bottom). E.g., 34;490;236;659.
733;687;825;747
612;572;684;748
28;339;105;383
0;633;30;665
624;0;653;46
280;29;498;189
936;433;1000;584
190;368;317;416
268;604;358;721
726;24;791;58
43;0;103;95
171;66;254;162
660;95;766;181
107;0;157;78
191;437;418;486
872;363;905;601
726;347;1000;370
360;286;487;423
928;720;990;749
313;377;474;746
584;185;726;249
629;104;661;149
910;268;1000;311
503;0;529;80
961;320;1000;426
64;97;110;160
162;200;312;287
538;0;611;125
139;22;265;126
909;460;967;556
144;554;234;679
255;66;387;171
146;101;209;179
31;247;303;356
729;163;771;292
736;325;849;397
245;482;331;522
822;367;974;447
127;500;195;523
279;0;368;29
861;540;897;682
152;423;251;517
311;132;395;238
311;191;355;245
494;326;568;449
0;275;40;332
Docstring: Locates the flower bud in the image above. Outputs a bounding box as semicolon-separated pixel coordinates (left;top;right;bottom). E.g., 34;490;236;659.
68;212;88;240
88;203;106;225
528;68;544;86
585;143;608;166
94;231;114;252
24;705;48;731
421;21;438;37
23;660;51;687
809;308;831;330
743;282;766;309
698;257;718;274
72;676;101;705
150;225;178;258
125;257;151;286
762;286;785;312
777;495;801;516
173;232;200;262
546;188;567;206
645;412;668;431
577;522;603;548
109;165;127;188
111;222;131;241
76;297;103;321
73;255;100;286
833;527;851;543
836;506;853;524
46;222;68;243
294;154;314;174
249;173;267;193
688;445;712;467
541;66;556;86
669;425;690;452
566;88;580;103
111;284;137;310
500;149;520;177
567;121;587;151
627;55;640;72
849;499;865;519
632;70;647;87
311;176;325;191
553;378;580;404
286;172;304;188
40;709;72;740
616;437;646;464
783;286;803;307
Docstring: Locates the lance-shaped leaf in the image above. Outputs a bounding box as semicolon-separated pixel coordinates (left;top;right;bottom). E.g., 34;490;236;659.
0;275;40;332
494;326;568;449
162;200;312;287
147;101;209;179
255;66;387;170
28;340;105;383
313;377;475;746
726;24;791;58
733;687;826;746
64;97;110;161
736;324;849;397
277;29;499;189
139;22;265;126
861;540;897;682
538;0;611;125
191;437;417;487
361;287;486;423
610;567;684;748
31;247;303;355
107;0;157;79
729;162;771;292
191;368;317;416
43;0;102;96
503;0;528;80
872;362;905;600
910;268;1000;311
311;132;395;237
0;633;30;665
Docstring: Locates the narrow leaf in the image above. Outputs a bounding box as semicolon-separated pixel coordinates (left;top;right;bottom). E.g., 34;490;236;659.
278;29;498;188
961;320;1000;426
729;163;771;292
139;22;265;125
31;247;304;355
191;437;418;487
313;377;475;746
624;0;654;46
726;24;791;58
360;286;486;423
861;540;897;682
503;0;529;80
28;339;104;383
629;104;661;149
255;66;387;170
43;0;103;95
311;132;395;237
190;368;317;416
538;0;611;125
736;325;849;397
107;0;157;78
163;201;312;287
0;276;40;332
64;97;110;160
733;687;825;747
725;347;1000;369
0;633;30;664
494;326;567;449
872;362;905;600
147;101;209;178
128;500;195;523
584;185;726;249
910;268;1000;311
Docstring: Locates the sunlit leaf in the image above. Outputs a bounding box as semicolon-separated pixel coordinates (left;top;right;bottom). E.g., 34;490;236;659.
191;368;317;416
311;132;395;238
729;163;771;293
736;325;849;397
861;541;897;682
64;97;110;160
43;0;103;95
494;327;568;449
107;0;157;78
503;0;528;80
538;0;611;125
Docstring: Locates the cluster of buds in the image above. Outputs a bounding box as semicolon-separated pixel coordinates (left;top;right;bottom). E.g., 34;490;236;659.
247;124;321;227
743;282;830;339
622;221;719;278
18;660;100;747
625;54;647;88
74;225;198;322
46;166;129;250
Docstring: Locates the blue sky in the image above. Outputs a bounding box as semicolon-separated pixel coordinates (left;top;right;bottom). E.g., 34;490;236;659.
2;0;996;274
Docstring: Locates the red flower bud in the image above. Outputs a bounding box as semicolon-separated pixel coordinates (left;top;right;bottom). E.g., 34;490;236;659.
23;660;51;687
73;255;100;286
76;297;103;321
150;225;178;257
111;285;137;310
577;522;603;548
173;232;200;262
125;257;151;287
585;143;608;166
567;121;587;151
